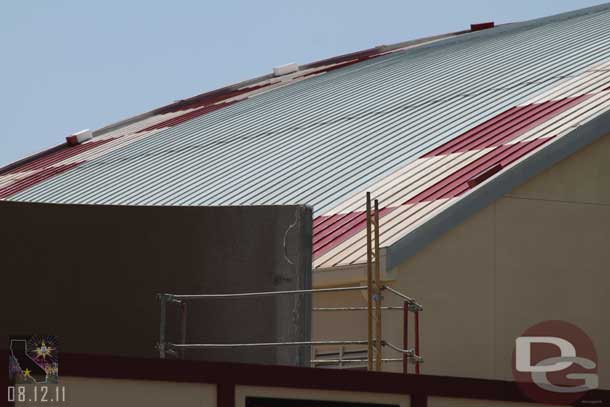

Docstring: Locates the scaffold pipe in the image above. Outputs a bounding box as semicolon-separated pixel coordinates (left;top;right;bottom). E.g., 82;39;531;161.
313;306;402;311
382;285;423;311
169;340;370;349
164;286;368;301
312;358;403;364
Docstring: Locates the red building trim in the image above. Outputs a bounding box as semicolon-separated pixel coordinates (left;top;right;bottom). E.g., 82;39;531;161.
218;383;237;407
3;351;607;406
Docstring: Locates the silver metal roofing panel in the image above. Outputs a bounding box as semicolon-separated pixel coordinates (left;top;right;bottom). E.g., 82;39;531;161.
10;5;610;213
4;4;610;273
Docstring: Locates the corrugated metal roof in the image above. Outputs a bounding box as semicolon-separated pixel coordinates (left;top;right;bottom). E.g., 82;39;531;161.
313;86;610;268
2;4;610;271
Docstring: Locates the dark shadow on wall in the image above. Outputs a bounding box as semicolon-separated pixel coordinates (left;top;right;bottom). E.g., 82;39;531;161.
0;201;312;367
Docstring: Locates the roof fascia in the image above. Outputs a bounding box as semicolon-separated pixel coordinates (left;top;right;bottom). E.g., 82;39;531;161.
313;247;396;288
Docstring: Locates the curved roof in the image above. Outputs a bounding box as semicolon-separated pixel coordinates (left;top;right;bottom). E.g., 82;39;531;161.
2;4;610;270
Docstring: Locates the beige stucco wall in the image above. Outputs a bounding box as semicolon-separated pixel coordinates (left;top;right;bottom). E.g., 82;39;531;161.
14;378;216;407
12;380;567;407
313;133;610;386
427;397;564;407
313;288;401;368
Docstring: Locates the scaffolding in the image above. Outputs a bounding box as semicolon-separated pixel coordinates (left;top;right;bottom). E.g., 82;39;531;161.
156;193;423;374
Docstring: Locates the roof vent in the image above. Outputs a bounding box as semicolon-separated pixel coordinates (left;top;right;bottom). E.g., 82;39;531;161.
66;129;93;146
467;163;503;188
470;22;495;31
273;63;299;77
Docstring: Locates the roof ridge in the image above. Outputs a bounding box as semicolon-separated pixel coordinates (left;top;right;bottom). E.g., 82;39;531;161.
90;3;610;143
382;2;610;63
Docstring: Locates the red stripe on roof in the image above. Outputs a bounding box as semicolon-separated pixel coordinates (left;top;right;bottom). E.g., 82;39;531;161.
314;212;363;245
424;96;587;157
303;55;380;78
406;137;553;204
152;48;388;115
0;162;81;199
1;138;115;176
467;163;503;188
313;207;395;259
139;101;238;133
305;48;382;70
0;52;381;180
313;214;334;228
312;139;553;259
313;212;367;257
155;84;268;114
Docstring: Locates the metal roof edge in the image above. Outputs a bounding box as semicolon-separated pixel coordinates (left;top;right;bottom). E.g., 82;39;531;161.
8;4;606;174
90;31;471;140
313;247;393;287
313;263;366;287
0;144;67;175
4;4;608;181
385;108;610;272
82;2;610;142
384;3;610;62
136;3;610;127
508;1;610;27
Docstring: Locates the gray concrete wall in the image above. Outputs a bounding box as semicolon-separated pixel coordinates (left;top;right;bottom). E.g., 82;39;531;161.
313;132;610;385
1;203;312;366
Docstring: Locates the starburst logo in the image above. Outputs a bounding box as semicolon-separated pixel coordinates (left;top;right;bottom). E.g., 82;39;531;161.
8;335;59;384
33;340;55;361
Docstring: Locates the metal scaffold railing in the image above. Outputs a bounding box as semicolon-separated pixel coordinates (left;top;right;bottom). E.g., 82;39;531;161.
156;192;424;375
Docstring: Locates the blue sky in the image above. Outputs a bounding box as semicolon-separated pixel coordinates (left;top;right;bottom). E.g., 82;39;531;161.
1;0;607;167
